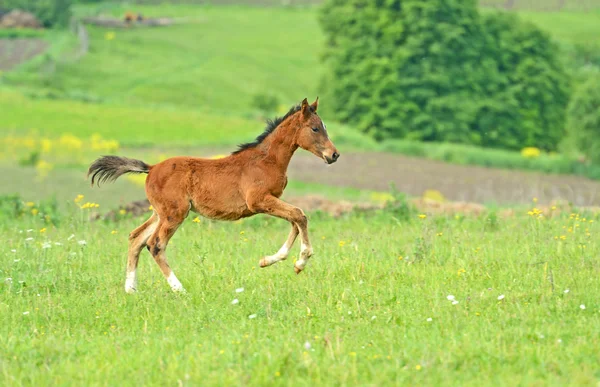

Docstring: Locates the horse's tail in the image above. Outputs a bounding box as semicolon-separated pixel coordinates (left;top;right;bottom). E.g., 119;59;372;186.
87;156;150;186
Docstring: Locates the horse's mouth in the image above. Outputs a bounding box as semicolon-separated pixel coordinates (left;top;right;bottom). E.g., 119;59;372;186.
323;156;337;165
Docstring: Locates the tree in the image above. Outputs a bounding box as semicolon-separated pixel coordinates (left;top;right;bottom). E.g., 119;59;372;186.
319;0;570;151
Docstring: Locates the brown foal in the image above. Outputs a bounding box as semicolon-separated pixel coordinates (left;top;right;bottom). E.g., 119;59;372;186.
87;98;339;293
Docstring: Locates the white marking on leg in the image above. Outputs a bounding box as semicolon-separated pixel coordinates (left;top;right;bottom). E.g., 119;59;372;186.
167;272;185;293
296;242;313;271
125;270;137;293
265;244;290;266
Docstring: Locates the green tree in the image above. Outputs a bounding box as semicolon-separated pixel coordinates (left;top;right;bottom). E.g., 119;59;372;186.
319;0;570;151
567;75;600;164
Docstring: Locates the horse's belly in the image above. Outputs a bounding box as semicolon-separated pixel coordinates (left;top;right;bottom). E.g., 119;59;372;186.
191;199;252;221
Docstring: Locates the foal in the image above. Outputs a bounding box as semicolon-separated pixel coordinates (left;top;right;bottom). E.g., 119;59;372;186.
88;98;339;293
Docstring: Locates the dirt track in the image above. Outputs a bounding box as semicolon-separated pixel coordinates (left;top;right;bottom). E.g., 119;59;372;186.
287;152;600;206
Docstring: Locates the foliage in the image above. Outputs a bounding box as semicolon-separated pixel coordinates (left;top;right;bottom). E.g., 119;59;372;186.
2;0;73;27
319;0;570;151
0;194;60;225
250;92;279;116
566;74;600;164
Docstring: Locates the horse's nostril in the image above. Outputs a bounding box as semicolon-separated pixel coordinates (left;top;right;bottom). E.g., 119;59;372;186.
332;152;339;160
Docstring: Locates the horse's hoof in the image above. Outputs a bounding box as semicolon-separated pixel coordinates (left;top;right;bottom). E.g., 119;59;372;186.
125;286;137;294
294;266;303;274
259;258;269;268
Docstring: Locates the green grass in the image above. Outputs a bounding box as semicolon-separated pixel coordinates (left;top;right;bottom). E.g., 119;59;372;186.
517;10;600;45
5;5;324;113
1;201;600;385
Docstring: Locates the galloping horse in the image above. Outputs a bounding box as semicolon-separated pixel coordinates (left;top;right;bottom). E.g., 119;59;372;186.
87;97;339;293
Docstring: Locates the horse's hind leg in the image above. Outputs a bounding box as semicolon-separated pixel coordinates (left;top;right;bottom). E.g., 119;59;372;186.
146;207;188;292
125;213;158;293
259;224;298;268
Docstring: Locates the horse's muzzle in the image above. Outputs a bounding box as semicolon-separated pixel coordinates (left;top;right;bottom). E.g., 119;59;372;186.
324;151;340;164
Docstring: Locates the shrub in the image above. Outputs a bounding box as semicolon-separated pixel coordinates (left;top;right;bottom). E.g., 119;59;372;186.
2;0;73;28
319;1;570;151
566;75;600;164
250;92;279;116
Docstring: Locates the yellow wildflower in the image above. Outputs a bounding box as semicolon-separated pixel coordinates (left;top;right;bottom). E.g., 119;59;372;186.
148;205;153;211
31;209;39;216
74;194;84;203
193;217;201;223
39;228;46;233
111;230;117;235
25;202;35;207
415;364;422;370
105;31;116;41
521;147;541;158
339;241;346;247
418;214;427;219
119;209;127;215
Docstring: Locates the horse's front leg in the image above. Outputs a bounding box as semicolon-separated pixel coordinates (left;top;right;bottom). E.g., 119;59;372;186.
247;194;313;274
259;224;298;268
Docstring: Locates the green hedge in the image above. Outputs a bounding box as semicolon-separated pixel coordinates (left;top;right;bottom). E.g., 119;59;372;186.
319;0;570;152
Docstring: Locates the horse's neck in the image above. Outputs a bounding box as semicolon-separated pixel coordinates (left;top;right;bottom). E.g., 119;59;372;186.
261;124;298;174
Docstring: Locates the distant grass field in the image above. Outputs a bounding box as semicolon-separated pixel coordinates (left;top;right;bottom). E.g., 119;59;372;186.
5;5;323;114
2;201;600;385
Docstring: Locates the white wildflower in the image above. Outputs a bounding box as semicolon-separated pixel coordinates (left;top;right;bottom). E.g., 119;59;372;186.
42;242;51;249
371;315;377;320
67;234;75;241
231;299;239;305
23;311;30;315
78;240;87;246
452;300;459;305
11;249;16;253
235;287;244;293
304;341;311;350
447;295;455;301
248;314;257;319
564;289;569;294
497;295;505;300
25;237;34;241
580;304;586;310
427;317;433;322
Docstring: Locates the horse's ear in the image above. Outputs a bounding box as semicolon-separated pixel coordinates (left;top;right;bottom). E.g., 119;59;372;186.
310;97;319;112
301;98;310;119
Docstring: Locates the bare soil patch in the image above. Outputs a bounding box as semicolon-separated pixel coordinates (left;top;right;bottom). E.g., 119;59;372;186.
0;38;48;71
287;152;600;207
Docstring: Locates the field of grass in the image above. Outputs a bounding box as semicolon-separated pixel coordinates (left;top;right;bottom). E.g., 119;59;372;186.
2;198;600;385
4;5;323;114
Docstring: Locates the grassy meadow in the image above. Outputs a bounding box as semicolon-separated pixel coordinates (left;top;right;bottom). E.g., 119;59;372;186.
2;200;600;385
2;2;600;385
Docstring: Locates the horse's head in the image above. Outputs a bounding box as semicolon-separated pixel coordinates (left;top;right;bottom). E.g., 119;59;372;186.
295;97;340;164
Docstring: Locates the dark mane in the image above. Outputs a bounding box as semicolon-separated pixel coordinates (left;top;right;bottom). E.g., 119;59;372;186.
232;103;314;154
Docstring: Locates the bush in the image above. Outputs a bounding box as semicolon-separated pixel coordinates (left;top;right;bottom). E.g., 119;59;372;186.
567;75;600;164
319;1;570;151
2;0;73;28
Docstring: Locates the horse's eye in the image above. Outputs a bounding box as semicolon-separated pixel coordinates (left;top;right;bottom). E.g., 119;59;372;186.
312;127;319;133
